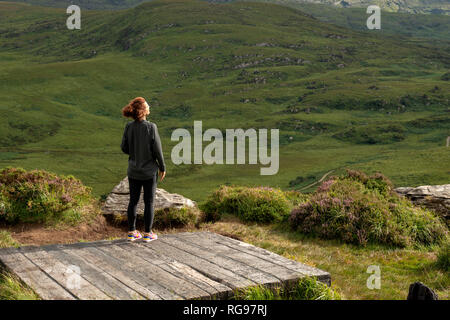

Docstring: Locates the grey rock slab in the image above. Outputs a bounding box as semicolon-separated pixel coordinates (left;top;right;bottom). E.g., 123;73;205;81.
102;176;196;215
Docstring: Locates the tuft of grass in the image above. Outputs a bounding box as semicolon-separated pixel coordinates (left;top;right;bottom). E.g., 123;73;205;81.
232;277;341;300
0;230;20;248
200;185;293;223
0;268;40;300
436;241;450;272
289;170;448;247
0;167;100;226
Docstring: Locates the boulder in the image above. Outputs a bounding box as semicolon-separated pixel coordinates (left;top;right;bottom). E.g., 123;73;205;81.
102;176;196;215
407;282;438;300
394;184;450;224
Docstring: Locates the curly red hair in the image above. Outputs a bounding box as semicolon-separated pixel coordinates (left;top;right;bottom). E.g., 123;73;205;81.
122;97;148;120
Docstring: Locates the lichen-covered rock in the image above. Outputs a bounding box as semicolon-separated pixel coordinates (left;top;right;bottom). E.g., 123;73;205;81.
394;184;450;224
102;176;196;215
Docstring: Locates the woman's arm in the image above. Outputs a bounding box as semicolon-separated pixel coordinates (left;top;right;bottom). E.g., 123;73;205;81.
121;123;130;155
152;123;166;172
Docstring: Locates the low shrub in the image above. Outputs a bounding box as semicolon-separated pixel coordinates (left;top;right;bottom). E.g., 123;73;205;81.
200;185;292;223
0;167;98;225
111;206;201;230
153;206;200;229
289;170;448;247
232;277;341;300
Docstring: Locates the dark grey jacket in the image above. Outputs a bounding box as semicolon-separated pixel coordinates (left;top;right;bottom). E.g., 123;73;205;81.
121;120;166;180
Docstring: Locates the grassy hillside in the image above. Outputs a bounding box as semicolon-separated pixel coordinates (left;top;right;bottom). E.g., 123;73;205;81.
3;1;450;41
0;0;449;202
227;0;450;15
4;0;450;14
245;0;450;41
0;0;149;10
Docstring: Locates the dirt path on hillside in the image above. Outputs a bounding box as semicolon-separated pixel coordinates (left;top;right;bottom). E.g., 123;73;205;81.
299;170;334;191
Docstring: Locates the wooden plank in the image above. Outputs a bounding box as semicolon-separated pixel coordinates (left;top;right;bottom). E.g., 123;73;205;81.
120;242;233;299
19;246;112;300
83;246;183;300
197;232;331;285
65;246;163;300
181;232;309;286
140;239;255;289
44;246;145;300
0;232;332;300
95;243;211;300
158;235;282;286
0;247;75;300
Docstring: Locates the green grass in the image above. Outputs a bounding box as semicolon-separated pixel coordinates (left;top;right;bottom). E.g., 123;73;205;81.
198;215;449;299
0;268;40;300
436;241;450;271
232;277;341;300
0;230;20;248
0;0;448;205
0;231;40;300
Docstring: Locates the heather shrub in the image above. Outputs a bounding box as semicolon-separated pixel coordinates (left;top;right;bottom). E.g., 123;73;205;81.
200;185;292;223
153;206;200;229
0;167;97;225
289;170;448;247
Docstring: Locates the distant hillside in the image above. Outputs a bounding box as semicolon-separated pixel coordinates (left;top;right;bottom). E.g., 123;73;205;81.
246;0;450;41
0;0;148;10
214;0;450;15
3;0;450;14
0;0;448;201
3;0;449;41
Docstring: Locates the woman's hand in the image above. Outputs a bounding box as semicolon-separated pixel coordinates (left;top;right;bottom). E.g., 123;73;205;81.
159;170;166;182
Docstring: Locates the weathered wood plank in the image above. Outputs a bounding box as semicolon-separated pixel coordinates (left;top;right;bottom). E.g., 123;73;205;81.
158;235;282;286
19;246;112;300
44;246;145;300
141;239;255;289
122;242;233;299
180;232;310;286
95;243;211;300
196;232;331;285
0;247;75;300
65;246;162;300
0;232;332;299
84;246;182;300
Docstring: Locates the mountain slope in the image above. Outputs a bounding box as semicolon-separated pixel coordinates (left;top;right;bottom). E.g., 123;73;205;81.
232;0;450;15
0;0;448;200
2;0;450;14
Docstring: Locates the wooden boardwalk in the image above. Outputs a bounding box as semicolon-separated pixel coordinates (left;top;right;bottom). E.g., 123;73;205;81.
0;231;330;300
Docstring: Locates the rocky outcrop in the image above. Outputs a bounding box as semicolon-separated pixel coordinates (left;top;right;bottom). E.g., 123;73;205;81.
394;184;450;223
102;176;196;215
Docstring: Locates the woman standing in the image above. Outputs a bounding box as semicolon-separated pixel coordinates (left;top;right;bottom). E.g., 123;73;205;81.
121;97;166;242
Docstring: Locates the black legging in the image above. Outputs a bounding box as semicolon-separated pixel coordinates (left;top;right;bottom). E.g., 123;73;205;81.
127;173;157;233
